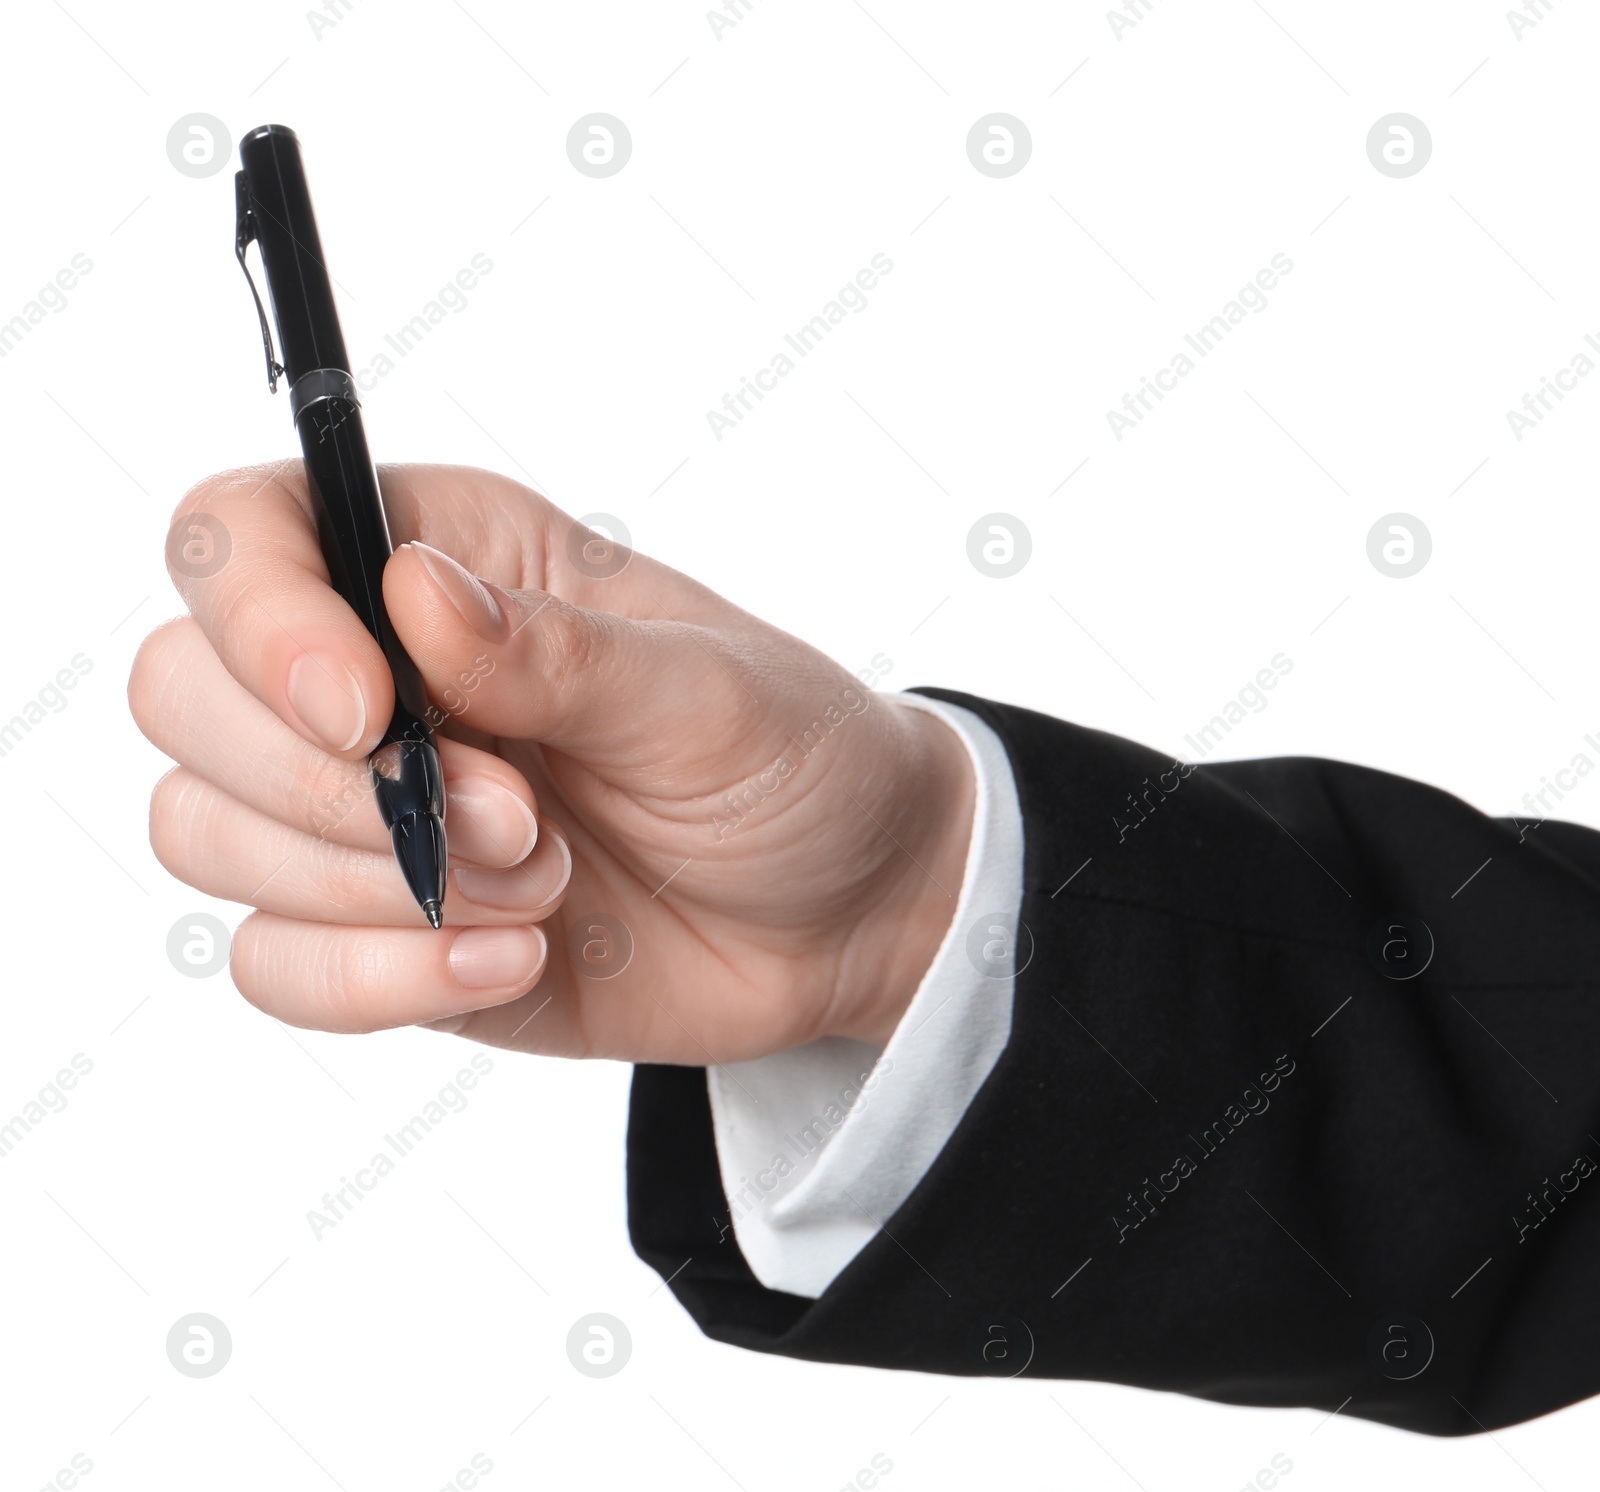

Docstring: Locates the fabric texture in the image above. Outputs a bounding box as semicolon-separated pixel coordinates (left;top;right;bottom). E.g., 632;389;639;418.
628;687;1600;1436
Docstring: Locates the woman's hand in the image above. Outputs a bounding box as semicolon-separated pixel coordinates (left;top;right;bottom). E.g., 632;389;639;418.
130;463;974;1063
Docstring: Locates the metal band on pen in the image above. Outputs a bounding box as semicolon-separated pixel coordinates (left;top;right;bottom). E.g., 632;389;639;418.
289;367;361;421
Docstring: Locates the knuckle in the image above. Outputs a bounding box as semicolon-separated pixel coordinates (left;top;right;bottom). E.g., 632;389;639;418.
166;463;305;591
231;916;399;1034
169;469;238;527
228;913;275;1016
172;463;295;522
311;929;402;1032
207;578;261;650
301;750;373;842
126;617;195;738
538;602;599;690
148;767;210;883
306;836;391;921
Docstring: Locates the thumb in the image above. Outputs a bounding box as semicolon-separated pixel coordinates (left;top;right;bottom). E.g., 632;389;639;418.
385;540;749;769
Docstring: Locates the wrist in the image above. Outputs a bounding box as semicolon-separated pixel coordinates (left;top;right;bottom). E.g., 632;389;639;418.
831;696;976;1047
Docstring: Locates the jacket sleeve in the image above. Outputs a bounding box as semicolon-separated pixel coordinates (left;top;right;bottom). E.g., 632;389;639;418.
626;686;1600;1436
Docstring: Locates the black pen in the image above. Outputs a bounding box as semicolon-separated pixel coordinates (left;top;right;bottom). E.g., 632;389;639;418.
234;123;447;929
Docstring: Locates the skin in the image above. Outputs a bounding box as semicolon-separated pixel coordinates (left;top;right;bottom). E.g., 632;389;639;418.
130;462;975;1063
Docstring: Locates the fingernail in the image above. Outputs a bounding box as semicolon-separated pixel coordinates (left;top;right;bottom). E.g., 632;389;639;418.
286;651;367;752
448;776;538;865
454;827;571;910
448;925;546;991
409;542;509;641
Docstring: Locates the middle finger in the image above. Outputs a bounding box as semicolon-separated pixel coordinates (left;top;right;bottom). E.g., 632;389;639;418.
150;767;573;926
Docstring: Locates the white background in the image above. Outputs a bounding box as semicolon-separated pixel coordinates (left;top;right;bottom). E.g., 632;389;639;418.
2;0;1596;1487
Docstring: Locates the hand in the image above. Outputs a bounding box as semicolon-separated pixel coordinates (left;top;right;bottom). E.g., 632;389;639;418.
131;464;975;1062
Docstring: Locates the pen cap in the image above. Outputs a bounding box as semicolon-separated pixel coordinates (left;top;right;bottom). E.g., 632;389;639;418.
237;124;351;381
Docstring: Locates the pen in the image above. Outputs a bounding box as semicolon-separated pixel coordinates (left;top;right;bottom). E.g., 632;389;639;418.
233;123;447;929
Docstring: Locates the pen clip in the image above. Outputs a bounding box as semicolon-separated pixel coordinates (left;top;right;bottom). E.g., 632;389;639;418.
234;171;285;394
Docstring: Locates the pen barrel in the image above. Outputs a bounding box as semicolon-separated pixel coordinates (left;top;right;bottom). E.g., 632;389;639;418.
294;392;434;749
299;390;444;878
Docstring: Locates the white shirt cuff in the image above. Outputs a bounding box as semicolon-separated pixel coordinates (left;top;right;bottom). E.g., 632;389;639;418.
705;691;1024;1298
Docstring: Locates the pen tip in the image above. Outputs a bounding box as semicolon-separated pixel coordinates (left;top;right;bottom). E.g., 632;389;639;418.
423;900;443;930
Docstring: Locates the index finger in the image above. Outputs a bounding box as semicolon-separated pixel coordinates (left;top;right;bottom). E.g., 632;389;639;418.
166;461;394;758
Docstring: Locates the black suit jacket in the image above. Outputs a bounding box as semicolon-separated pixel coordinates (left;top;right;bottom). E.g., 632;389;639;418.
626;688;1600;1435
